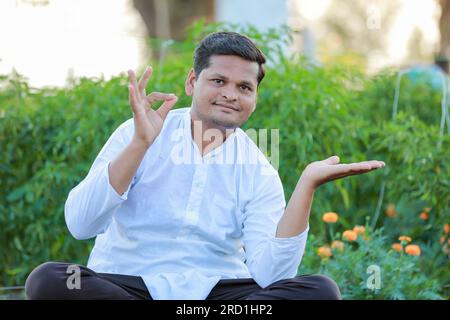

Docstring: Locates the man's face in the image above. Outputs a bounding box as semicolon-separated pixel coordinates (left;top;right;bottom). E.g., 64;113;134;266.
185;55;259;131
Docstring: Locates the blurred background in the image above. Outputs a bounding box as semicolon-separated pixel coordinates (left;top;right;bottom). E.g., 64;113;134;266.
0;0;449;300
0;0;448;88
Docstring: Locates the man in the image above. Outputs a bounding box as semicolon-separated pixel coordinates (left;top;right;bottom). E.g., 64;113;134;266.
25;32;385;300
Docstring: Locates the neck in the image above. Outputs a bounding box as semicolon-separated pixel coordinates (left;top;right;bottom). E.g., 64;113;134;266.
190;112;235;157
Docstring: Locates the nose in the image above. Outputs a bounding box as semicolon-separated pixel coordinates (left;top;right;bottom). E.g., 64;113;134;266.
221;86;238;101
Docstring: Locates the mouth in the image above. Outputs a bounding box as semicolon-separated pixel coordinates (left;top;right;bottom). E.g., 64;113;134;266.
213;102;239;112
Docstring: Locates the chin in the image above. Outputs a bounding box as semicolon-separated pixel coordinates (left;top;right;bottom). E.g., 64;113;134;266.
210;115;240;129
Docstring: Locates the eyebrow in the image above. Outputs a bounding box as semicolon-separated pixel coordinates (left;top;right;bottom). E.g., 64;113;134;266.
210;73;255;88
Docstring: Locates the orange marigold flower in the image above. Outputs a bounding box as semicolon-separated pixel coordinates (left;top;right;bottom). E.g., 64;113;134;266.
386;203;397;217
331;240;344;252
405;244;421;256
322;212;339;223
353;225;366;235
317;246;332;258
391;243;402;252
399;236;412;243
342;230;358;242
419;212;429;220
445;224;449;235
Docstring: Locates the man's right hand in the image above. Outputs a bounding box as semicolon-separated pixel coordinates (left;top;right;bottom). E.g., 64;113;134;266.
128;66;178;148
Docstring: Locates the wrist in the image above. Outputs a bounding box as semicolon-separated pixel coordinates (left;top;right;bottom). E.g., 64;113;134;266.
131;136;153;151
298;173;317;191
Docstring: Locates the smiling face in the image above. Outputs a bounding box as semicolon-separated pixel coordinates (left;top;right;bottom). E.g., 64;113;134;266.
185;54;260;132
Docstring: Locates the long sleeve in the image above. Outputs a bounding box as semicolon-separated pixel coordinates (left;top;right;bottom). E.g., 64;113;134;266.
242;164;309;288
64;119;135;240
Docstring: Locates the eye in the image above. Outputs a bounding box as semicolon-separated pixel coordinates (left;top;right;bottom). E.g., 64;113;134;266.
240;85;252;92
212;79;224;84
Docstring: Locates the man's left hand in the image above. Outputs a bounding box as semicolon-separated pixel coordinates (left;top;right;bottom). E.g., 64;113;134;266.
300;155;386;190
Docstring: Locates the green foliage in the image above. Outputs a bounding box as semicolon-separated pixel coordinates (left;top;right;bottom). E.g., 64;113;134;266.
300;225;446;299
0;21;448;299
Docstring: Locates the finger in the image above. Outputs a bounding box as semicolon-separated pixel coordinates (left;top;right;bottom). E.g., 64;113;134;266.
341;160;385;170
332;162;382;175
324;155;340;165
146;92;177;105
156;96;178;120
347;162;379;171
356;160;385;169
128;69;141;102
374;160;386;167
138;66;153;97
327;168;374;183
338;166;379;178
128;85;144;116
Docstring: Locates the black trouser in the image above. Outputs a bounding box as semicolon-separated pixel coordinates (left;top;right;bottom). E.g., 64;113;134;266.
25;262;341;300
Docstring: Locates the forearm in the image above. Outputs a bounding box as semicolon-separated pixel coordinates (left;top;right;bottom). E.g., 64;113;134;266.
276;176;315;238
108;138;150;195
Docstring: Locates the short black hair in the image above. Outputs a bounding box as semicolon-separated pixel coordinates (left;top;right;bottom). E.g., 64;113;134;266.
193;31;266;85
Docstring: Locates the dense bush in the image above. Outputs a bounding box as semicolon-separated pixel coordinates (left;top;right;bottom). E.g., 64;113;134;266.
0;22;448;299
300;222;444;299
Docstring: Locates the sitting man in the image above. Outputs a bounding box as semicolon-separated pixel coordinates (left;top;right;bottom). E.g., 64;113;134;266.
25;31;385;300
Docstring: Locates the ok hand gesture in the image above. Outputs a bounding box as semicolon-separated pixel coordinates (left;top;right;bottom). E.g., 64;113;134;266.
128;66;178;147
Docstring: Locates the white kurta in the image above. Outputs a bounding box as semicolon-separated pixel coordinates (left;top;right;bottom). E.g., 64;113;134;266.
64;107;309;299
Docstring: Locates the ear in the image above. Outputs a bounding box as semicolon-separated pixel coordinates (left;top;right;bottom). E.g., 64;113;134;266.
185;68;196;96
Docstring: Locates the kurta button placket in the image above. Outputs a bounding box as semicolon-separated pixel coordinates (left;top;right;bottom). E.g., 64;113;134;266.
176;162;208;240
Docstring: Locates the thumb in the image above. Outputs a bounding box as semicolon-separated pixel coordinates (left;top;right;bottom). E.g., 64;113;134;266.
324;155;340;164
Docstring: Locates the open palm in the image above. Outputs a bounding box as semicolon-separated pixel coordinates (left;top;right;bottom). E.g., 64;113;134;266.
301;155;386;189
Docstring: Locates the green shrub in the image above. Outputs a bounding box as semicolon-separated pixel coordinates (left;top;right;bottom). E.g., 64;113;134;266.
299;225;444;299
0;22;448;299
